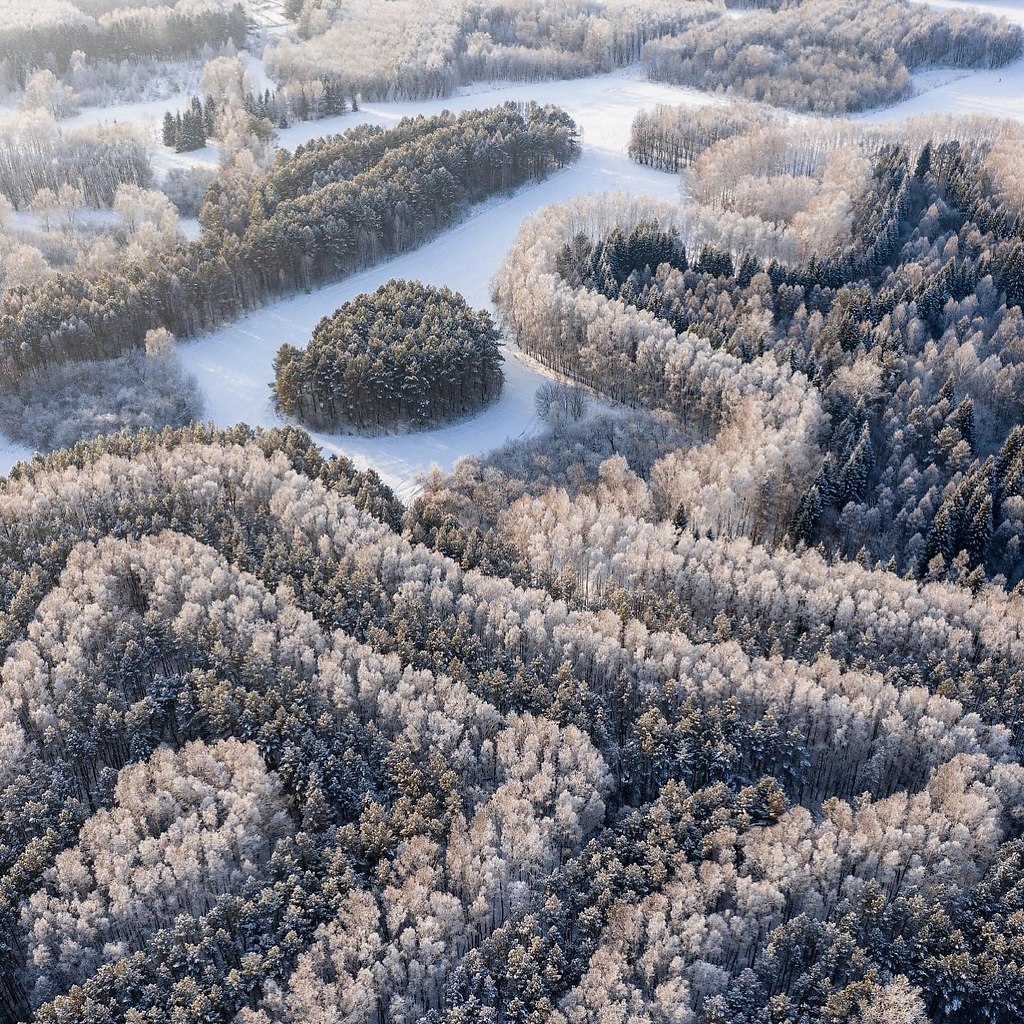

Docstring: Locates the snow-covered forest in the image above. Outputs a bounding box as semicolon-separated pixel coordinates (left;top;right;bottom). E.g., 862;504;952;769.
3;1;1024;1022
273;280;503;430
644;0;1023;113
0;100;577;450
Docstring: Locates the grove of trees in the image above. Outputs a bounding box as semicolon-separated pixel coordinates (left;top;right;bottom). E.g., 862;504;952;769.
0;328;203;451
270;0;722;104
0;110;151;207
494;115;1024;585
0;102;580;390
644;0;1023;113
4;9;1024;1024
274;0;1021;114
273;280;503;431
0;2;249;89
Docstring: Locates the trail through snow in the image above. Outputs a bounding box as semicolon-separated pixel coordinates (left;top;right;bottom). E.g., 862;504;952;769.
2;67;702;487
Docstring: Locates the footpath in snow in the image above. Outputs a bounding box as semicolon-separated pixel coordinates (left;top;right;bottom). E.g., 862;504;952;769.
5;9;1024;487
0;68;701;487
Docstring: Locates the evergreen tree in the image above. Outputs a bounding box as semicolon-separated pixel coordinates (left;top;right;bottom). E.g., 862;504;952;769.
914;139;932;179
792;485;822;544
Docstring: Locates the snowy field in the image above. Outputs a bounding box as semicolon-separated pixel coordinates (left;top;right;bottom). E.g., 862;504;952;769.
917;0;1024;27
3;0;1024;491
175;51;1024;500
3;67;708;489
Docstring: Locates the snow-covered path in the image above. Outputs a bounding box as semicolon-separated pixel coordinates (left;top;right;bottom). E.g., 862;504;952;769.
0;69;699;485
5;0;1024;486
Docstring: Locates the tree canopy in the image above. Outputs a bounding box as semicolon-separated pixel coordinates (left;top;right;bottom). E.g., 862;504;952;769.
273;280;503;431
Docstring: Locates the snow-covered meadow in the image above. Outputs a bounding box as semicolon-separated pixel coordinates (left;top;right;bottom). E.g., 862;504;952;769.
3;0;1024;494
178;48;1024;500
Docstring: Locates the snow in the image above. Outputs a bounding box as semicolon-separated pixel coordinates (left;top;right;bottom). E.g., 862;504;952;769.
249;0;291;31
179;70;695;500
0;435;34;475
179;217;203;241
914;0;1024;28
53;51;274;179
862;58;1024;125
0;64;703;487
870;0;1024;124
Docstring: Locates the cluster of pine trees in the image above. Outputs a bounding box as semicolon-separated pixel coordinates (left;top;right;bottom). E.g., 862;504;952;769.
273;280;503;430
0;102;579;390
161;80;348;152
162;96;214;153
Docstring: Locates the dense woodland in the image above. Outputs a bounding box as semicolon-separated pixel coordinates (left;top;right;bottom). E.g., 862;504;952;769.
494;114;1024;587
644;0;1023;113
273;280;503;430
0;113;151;208
0;329;203;451
4;4;1024;1023
270;0;723;102
271;0;1023;113
6;0;1020;126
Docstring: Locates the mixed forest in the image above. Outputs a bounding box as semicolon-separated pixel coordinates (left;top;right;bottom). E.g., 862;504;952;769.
0;100;578;447
3;1;1024;1023
271;0;1022;111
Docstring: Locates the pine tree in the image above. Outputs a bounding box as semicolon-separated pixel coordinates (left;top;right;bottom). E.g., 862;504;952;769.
951;395;975;452
840;423;874;505
792;485;822;545
815;453;842;508
672;502;688;533
915;140;932;179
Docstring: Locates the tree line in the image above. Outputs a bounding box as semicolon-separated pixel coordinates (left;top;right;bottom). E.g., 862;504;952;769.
270;0;722;104
644;0;1023;113
629;101;777;173
0;3;249;88
0;102;580;389
496;118;1024;588
0;112;151;208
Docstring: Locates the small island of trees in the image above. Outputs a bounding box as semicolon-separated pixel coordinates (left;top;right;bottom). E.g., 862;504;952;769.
272;280;504;431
